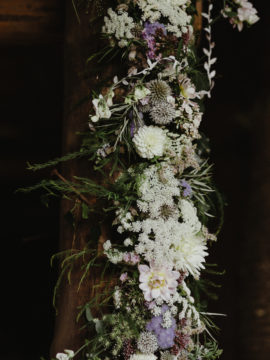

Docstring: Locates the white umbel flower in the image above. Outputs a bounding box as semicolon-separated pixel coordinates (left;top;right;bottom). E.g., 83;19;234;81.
102;8;135;47
130;354;157;360
133;126;168;159
138;0;191;37
137;331;159;354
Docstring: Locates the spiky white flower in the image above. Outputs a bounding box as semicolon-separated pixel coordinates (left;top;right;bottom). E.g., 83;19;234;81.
138;262;179;302
147;80;171;103
150;102;176;125
173;232;208;278
133;126;168;159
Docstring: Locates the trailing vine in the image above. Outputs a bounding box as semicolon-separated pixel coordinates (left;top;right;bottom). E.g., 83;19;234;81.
24;1;259;360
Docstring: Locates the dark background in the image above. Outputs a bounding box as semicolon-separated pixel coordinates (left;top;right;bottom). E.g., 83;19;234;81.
0;0;268;359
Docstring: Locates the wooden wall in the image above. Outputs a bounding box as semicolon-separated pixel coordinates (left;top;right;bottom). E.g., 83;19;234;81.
0;0;63;43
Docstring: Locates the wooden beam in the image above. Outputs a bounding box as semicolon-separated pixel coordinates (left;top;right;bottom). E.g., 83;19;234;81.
0;0;64;44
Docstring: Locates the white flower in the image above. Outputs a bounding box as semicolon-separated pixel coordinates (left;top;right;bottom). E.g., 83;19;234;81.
133;126;168;159
179;199;201;234
162;310;173;328
178;75;196;99
138;262;179;302
103;240;112;251
173;231;208;278
237;2;259;25
102;8;135;47
91;95;111;122
137;0;191;37
137;331;159;354
130;354;157;360
56;350;74;360
124;237;133;246
113;287;122;309
134;86;151;101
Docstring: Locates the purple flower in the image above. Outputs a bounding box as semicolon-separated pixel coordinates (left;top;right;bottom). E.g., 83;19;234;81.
142;22;166;60
146;305;176;349
180;180;192;197
143;22;167;37
129;110;144;137
120;272;128;282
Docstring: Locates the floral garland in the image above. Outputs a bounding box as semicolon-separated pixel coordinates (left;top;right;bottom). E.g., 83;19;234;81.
27;1;259;360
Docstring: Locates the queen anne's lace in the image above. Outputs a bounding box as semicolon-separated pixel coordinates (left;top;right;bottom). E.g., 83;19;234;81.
137;0;191;37
102;8;135;47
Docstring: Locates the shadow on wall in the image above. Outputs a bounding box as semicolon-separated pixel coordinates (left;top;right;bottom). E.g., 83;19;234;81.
204;1;270;358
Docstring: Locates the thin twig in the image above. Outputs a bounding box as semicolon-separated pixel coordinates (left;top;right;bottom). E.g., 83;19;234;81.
51;168;93;206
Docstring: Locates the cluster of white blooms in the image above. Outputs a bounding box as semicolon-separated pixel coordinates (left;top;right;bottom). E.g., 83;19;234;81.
137;331;159;354
56;350;74;360
130;354;157;360
113;287;122;309
137;0;192;37
134;217;208;277
102;8;135;47
137;164;180;219
222;0;259;31
103;240;124;264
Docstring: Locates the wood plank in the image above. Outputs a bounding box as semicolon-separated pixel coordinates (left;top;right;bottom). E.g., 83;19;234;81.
0;0;64;43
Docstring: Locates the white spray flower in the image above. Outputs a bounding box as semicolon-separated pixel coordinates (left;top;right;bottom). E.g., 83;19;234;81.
91;95;112;122
56;350;74;360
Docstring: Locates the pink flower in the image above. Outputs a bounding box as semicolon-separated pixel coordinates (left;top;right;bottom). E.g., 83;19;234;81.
120;272;128;282
130;253;140;265
123;252;140;265
123;252;131;263
138;262;180;302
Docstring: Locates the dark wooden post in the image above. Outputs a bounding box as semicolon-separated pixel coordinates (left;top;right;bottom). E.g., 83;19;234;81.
50;1;102;355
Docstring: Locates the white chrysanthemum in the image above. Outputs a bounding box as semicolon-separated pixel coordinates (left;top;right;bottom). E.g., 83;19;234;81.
130;354;157;360
138;262;179;301
133;126;168;159
137;332;159;354
174;232;208;278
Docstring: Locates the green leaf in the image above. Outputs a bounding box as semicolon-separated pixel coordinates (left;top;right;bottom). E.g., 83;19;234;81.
82;202;90;219
95;319;104;334
86;306;94;322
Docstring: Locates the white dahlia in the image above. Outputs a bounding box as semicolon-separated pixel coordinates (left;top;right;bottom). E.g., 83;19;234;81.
174;231;208;278
138;262;180;302
133;126;168;159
